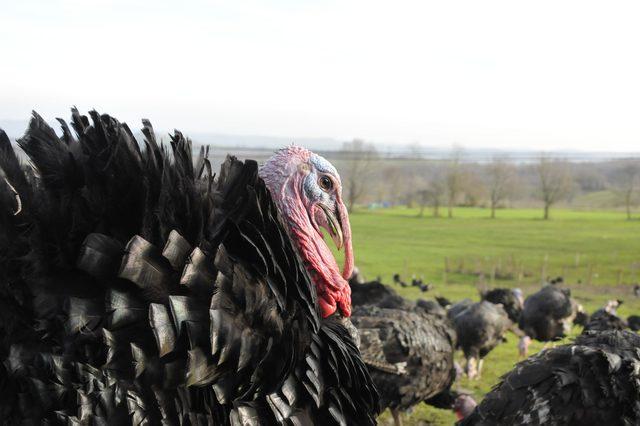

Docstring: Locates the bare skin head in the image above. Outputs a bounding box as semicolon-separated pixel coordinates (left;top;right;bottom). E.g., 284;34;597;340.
260;146;353;318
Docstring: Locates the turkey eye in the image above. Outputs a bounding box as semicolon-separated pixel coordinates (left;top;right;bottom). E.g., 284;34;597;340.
319;176;333;191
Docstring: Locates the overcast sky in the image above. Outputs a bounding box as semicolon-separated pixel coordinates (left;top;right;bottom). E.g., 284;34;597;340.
2;0;640;151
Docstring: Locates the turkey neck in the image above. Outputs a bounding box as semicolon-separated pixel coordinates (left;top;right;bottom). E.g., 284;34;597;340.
277;171;353;319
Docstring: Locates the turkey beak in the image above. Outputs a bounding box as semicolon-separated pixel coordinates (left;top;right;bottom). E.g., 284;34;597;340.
336;197;353;280
319;198;354;280
319;203;344;250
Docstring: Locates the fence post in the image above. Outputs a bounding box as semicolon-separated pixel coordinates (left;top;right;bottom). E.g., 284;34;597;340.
517;264;524;284
586;264;594;286
541;254;549;284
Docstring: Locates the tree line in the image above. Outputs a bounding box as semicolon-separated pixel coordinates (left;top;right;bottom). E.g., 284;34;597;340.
335;140;640;220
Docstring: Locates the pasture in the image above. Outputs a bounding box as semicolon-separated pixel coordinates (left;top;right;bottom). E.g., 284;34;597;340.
347;207;640;425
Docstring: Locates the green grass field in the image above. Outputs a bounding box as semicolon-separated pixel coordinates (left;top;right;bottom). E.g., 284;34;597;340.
346;206;640;425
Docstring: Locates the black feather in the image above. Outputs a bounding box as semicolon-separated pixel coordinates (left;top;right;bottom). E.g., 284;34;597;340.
0;110;378;425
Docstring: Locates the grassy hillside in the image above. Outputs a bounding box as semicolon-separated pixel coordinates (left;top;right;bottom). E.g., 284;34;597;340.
346;206;640;425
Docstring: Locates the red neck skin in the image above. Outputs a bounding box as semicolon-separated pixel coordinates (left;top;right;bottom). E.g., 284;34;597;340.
268;169;354;318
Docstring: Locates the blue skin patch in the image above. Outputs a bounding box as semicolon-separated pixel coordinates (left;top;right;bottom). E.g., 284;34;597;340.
303;154;339;205
310;154;338;176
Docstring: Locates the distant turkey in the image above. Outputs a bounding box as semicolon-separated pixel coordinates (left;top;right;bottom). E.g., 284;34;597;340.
628;315;640;331
448;301;511;379
583;300;627;333
480;287;523;323
517;286;576;357
584;310;627;333
459;330;640;425
0;110;378;424
349;277;413;310
349;279;458;426
349;266;366;285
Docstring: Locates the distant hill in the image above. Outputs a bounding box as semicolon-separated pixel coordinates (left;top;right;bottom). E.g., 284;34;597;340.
186;132;343;151
1;117;639;162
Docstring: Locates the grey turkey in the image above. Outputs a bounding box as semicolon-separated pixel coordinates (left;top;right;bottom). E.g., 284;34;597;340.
0;110;379;425
517;286;577;357
448;301;511;380
349;279;459;425
458;330;640;425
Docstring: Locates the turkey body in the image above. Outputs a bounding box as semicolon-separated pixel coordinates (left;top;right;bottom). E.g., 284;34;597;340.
351;306;457;411
519;286;575;341
583;309;627;333
0;111;378;425
349;279;413;310
349;280;457;424
449;301;511;379
459;330;640;425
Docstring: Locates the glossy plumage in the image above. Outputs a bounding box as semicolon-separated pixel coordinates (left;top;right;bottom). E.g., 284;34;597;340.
459;330;640;425
0;110;378;425
349;280;458;422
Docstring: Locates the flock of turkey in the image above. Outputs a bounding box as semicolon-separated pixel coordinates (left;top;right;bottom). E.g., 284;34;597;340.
0;110;639;425
350;268;640;425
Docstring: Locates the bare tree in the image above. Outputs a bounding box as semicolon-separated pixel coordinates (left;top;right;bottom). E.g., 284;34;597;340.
417;172;445;217
340;139;378;212
445;146;465;218
417;189;429;217
487;157;516;218
429;178;446;217
537;155;572;220
615;161;640;220
384;165;406;206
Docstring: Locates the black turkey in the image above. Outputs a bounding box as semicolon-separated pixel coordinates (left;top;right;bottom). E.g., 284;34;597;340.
628;315;640;331
0;110;379;425
349;278;413;310
436;296;453;308
459;330;640;425
449;301;511;379
583;300;627;333
392;273;408;288
583;310;627;333
517;286;576;357
348;266;366;286
352;305;457;426
349;278;458;426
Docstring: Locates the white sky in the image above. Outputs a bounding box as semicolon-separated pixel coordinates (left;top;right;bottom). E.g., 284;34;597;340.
2;0;640;151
